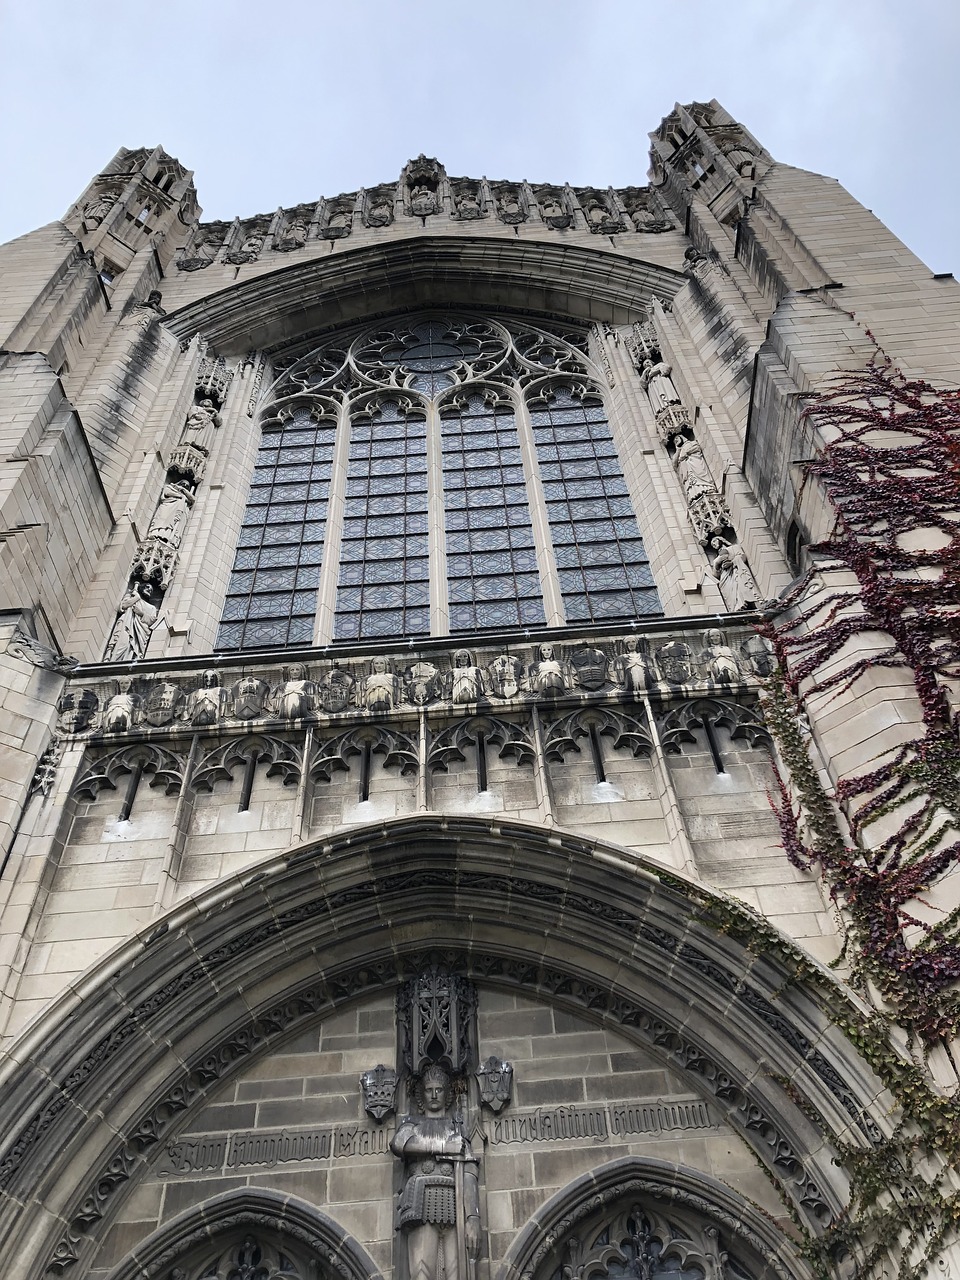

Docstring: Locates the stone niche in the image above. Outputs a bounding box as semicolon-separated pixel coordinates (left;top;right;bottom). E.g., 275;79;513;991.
89;988;787;1279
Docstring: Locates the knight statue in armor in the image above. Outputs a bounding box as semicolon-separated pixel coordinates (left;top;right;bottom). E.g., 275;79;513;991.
391;1064;481;1280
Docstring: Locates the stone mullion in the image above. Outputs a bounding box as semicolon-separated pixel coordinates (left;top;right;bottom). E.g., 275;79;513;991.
313;398;352;645
512;387;565;628
427;401;450;636
642;697;699;878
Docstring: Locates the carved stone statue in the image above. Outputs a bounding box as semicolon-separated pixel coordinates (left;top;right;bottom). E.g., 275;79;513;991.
226;233;264;265
81;188;119;228
102;677;136;732
700;629;742;685
529;643;567;698
105;583;161;662
615;637;658;694
391;1065;481;1280
275;663;315;719
147;483;193;548
186;670;226;726
710;536;760;611
674;437;715;502
639;359;681;410
180;398;221;452
449;649;483;704
362;657;398;712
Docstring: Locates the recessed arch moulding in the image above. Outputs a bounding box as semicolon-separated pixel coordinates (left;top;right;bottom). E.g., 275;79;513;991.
0;816;896;1279
161;237;688;356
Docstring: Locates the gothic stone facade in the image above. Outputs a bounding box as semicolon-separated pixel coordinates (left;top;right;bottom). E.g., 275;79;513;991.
0;102;959;1280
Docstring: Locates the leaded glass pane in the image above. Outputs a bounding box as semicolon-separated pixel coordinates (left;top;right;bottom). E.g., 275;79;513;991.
440;395;546;633
217;409;335;650
528;386;660;623
333;401;431;641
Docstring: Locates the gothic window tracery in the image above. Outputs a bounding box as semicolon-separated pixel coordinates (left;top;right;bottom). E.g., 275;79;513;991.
218;313;661;650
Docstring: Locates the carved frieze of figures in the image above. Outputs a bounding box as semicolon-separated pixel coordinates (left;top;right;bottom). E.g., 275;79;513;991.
186;671;227;726
535;187;571;229
447;649;484;704
405;659;440;707
104;582;162;663
273;664;315;719
360;657;399;713
195;355;233;406
363;187;395;228
493;185;526;225
276;215;309;251
451;182;484;220
102;677;137;733
322;201;353;240
710;536;761;611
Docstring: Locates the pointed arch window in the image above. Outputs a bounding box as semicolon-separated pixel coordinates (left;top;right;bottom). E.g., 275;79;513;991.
217;313;661;650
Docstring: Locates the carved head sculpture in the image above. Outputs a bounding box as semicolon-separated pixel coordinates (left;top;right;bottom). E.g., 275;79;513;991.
454;649;474;668
372;656;389;675
539;643;555;662
705;628;723;647
202;669;220;688
287;663;306;682
117;676;133;695
418;1064;453;1115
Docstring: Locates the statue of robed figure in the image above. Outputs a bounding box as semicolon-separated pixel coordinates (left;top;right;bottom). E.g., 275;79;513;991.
391;1064;481;1280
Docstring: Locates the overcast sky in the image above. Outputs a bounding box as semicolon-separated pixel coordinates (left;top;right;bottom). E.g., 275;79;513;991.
1;0;956;271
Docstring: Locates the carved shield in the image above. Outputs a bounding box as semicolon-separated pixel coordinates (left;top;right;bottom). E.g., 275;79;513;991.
320;667;354;713
405;660;439;706
232;677;268;720
487;654;521;700
143;681;184;727
476;1056;513;1113
656;641;695;686
570;646;608;691
360;1064;397;1122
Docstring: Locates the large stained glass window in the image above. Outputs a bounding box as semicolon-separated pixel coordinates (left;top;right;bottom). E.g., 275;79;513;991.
218;313;662;651
333;400;430;641
529;387;659;622
217;406;333;649
441;394;545;632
